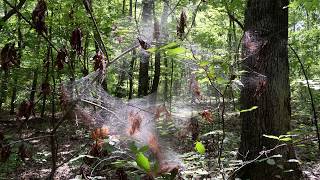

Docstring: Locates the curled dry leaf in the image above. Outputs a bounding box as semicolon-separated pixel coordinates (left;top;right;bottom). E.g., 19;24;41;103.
91;127;109;140
127;111;142;136
177;9;187;39
153;19;160;40
153;105;171;121
200;109;213;123
148;134;162;160
70;28;83;55
0;146;11;162
59;86;69;108
0;131;3;142
18;143;31;161
0;43;19;71
93;50;106;71
254;78;267;97
137;37;151;50
56;47;68;70
32;0;47;34
41;82;51;96
17;100;34;120
190;74;202;100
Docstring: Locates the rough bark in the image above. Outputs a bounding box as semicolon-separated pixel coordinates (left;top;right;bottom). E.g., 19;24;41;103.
137;0;153;97
238;0;301;179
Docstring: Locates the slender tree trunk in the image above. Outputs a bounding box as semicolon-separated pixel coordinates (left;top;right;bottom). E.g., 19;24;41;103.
0;70;9;111
151;51;160;93
129;49;136;99
41;46;51;118
237;0;301;179
9;76;17;115
122;0;126;14
115;64;127;98
164;58;168;101
29;70;38;103
129;0;133;17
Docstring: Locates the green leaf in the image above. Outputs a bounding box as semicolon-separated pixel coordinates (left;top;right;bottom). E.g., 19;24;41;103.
266;159;276;166
279;137;292;142
139;145;149;153
195;141;206;154
160;42;180;50
239;106;258;113
263;134;280;140
146;47;157;53
199;60;209;67
167;47;187;56
136;152;151;172
129;142;138;154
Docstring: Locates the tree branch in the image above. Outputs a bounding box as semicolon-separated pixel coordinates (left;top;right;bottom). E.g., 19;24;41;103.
2;0;58;52
289;44;320;151
226;11;244;31
0;0;27;30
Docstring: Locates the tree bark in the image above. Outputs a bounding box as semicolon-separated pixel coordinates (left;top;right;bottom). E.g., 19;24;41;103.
238;0;301;179
29;69;38;103
0;70;9;111
9;75;17;115
137;0;153;97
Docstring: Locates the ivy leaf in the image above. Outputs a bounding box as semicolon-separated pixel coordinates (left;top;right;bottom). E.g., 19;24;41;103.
195;141;206;154
136;152;150;172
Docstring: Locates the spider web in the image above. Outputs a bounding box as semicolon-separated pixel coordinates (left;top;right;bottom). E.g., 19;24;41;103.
60;70;199;173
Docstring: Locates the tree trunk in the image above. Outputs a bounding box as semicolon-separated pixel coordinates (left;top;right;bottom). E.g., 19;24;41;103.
238;0;301;179
0;70;9;111
9;76;17;115
29;69;38;103
137;0;153;97
115;63;127;98
129;0;133;16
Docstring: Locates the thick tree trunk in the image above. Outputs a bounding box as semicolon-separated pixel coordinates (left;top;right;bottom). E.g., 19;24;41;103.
137;0;153;97
238;0;301;179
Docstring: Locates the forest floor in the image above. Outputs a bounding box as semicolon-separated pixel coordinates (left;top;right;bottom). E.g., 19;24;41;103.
0;111;319;179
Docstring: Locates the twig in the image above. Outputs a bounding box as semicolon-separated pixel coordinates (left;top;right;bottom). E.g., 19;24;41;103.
289;44;320;151
3;135;52;147
108;44;140;67
227;143;287;179
183;1;202;40
0;0;26;30
82;0;109;62
2;0;58;52
80;98;122;122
